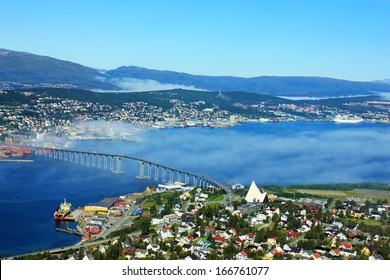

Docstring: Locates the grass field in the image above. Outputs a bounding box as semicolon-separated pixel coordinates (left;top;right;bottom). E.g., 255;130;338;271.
207;195;225;202
286;188;390;201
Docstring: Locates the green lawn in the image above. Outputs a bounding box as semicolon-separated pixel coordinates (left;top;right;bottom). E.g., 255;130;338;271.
207;195;225;202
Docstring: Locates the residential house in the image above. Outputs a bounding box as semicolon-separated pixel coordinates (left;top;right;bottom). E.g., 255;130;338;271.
146;244;160;252
134;249;148;259
288;247;302;258
369;254;384;260
360;247;371;257
214;234;225;243
314;246;327;255
339;243;353;250
236;251;248;260
301;250;314;259
159;226;174;241
339;248;357;258
313;252;322;260
182;244;193;252
204;226;216;234
266;237;278;246
329;249;340;257
286;230;299;240
272;247;284;256
185;254;198;260
152;217;164;225
99;244;109;254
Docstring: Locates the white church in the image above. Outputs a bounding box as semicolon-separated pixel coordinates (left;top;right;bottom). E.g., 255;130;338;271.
245;181;268;203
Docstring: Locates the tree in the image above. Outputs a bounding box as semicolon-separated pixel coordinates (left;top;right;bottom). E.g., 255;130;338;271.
223;244;238;260
170;252;178;260
140;218;151;235
255;228;267;243
78;248;85;260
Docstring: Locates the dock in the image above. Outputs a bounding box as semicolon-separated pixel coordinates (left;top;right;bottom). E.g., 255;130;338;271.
55;227;83;237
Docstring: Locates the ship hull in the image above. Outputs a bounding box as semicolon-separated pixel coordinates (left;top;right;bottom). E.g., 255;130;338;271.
333;115;363;123
53;199;72;221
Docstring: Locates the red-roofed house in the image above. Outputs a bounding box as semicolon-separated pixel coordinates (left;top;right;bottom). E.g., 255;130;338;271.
267;237;277;246
340;243;353;250
214;234;225;243
204;226;216;234
236;251;248;260
272;247;284;256
246;233;255;242
313;252;322;260
235;237;244;244
330;249;340;257
286;230;299;240
114;202;129;209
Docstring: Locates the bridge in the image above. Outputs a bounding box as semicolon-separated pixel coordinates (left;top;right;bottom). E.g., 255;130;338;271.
30;147;230;194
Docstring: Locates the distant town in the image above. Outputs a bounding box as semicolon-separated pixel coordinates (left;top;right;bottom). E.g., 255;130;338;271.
9;181;389;260
0;88;389;145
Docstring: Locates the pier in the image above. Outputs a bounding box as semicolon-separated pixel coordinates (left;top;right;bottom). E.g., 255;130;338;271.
54;227;83;237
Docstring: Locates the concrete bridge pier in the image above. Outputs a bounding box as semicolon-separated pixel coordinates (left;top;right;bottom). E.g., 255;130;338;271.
177;172;182;183
110;156;114;171
169;169;173;183
103;156;108;170
162;168;166;183
185;174;189;185
112;157;123;174
147;163;152;179
154;165;158;181
85;154;90;166
97;155;102;168
135;161;149;179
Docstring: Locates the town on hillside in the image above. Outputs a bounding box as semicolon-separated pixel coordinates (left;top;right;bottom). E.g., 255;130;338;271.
1;88;389;145
15;181;390;260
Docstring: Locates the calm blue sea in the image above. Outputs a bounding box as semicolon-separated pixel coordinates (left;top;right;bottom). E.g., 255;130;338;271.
1;122;389;257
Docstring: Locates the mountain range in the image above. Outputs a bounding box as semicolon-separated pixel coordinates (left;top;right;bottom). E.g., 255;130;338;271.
1;48;390;98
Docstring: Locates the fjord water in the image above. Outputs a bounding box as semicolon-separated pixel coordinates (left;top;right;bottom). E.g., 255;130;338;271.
1;122;389;257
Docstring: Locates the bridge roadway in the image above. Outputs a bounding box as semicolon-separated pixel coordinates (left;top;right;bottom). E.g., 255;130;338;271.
31;147;230;194
2;235;131;260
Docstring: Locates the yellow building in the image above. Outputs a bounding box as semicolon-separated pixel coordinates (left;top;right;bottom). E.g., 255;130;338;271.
84;205;108;212
267;194;277;201
360;247;371;257
146;187;156;192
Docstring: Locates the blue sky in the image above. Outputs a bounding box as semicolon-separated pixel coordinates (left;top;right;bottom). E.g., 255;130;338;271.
1;0;389;81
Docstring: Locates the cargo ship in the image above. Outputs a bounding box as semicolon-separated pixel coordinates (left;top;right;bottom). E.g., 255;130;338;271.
54;199;72;221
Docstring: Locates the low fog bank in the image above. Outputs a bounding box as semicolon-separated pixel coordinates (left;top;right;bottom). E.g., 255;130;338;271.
26;123;390;186
96;76;206;92
130;126;390;186
28;121;151;148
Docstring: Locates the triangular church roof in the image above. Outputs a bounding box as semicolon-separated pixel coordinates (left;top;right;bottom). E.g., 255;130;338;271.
245;181;267;203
